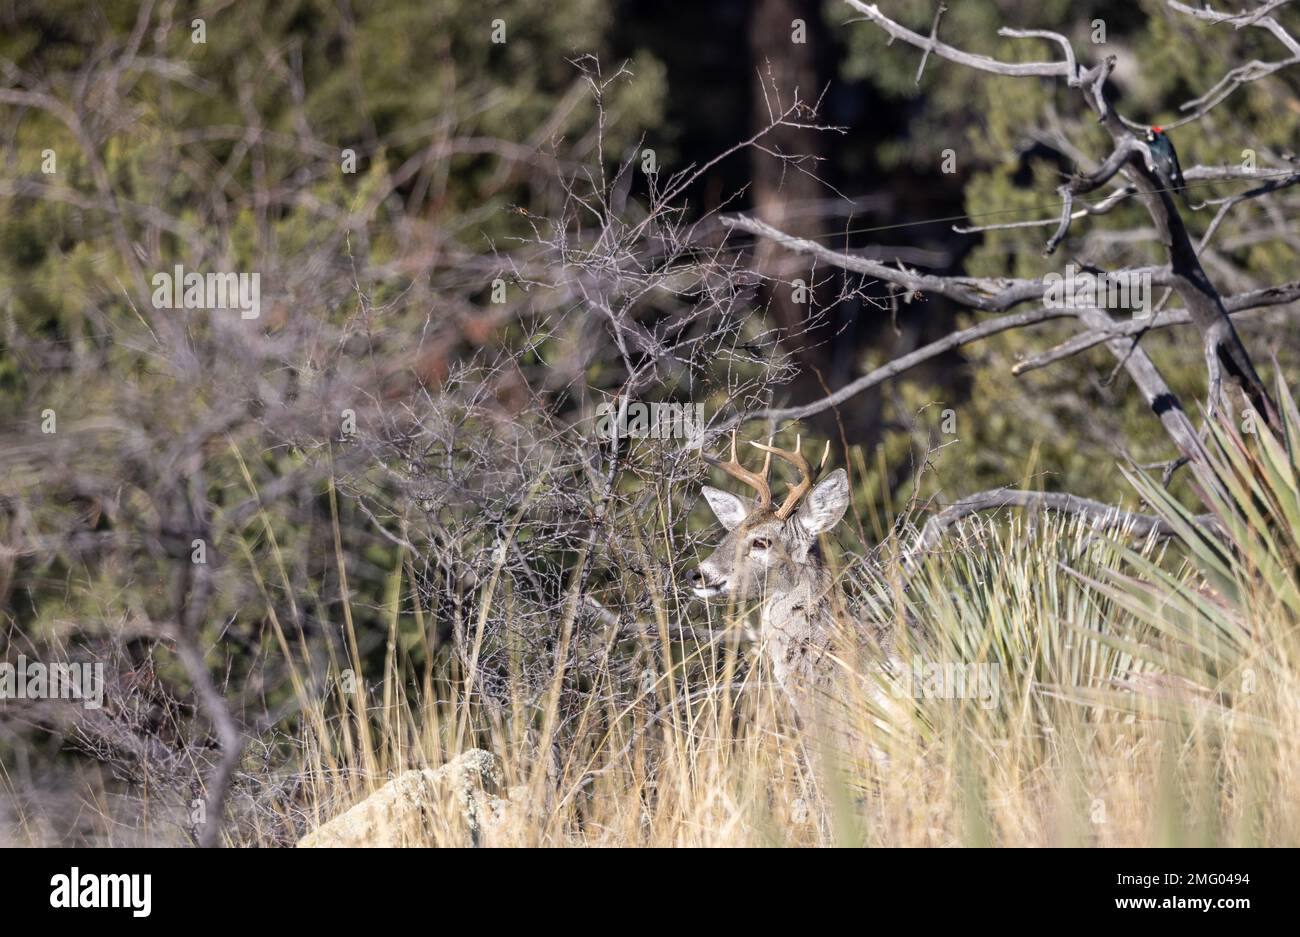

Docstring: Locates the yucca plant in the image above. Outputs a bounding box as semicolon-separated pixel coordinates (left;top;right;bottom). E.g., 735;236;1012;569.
1026;383;1300;846
1077;383;1300;724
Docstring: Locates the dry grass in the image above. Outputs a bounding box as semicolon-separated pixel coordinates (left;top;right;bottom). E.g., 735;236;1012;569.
255;489;1300;847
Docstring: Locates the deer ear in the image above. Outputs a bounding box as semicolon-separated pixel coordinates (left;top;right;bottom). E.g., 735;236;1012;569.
795;468;849;536
701;486;748;531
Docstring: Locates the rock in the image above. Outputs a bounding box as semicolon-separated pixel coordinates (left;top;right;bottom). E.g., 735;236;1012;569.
297;749;513;847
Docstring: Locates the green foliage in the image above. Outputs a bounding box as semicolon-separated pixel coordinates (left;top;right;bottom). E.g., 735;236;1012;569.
0;0;668;757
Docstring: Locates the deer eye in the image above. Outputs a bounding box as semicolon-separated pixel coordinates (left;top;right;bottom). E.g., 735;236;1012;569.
750;537;771;551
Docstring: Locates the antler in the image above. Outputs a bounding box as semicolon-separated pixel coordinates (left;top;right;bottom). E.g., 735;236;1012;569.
750;435;825;519
707;430;772;509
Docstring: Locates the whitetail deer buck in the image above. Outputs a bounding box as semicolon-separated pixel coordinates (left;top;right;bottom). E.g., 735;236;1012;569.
687;433;894;736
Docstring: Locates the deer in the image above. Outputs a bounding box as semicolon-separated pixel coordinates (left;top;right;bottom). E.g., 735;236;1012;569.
686;432;897;742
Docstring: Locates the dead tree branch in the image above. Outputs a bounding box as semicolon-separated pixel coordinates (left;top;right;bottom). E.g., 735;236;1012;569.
1164;0;1300;127
914;3;950;85
828;2;1284;438
901;489;1219;574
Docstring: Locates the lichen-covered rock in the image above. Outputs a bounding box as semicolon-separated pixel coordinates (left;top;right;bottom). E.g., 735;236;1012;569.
297;749;511;847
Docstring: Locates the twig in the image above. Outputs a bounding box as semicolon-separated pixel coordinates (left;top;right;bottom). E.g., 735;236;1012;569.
914;3;949;85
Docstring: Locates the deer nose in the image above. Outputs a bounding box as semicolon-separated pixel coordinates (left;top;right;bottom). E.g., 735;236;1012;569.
686;567;704;587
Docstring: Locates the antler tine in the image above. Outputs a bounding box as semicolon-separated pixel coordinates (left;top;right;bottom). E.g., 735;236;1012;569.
750;434;815;519
706;430;772;509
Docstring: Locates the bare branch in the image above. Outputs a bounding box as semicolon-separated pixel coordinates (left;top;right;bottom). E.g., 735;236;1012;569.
955;185;1135;236
901;489;1217;574
997;27;1078;80
915;3;950;85
844;2;1074;78
1012;281;1300;374
720;212;1208;460
1164;0;1300;127
714;304;1075;431
839;0;1282;429
1045;139;1143;253
1074;305;1209;465
723;213;1083;311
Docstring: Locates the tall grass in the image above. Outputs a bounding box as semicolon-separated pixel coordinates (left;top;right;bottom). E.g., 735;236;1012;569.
251;408;1300;847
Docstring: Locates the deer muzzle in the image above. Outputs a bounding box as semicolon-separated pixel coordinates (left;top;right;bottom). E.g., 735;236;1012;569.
686;564;728;598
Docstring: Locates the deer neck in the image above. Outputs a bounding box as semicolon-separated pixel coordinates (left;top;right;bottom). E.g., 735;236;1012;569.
758;561;837;636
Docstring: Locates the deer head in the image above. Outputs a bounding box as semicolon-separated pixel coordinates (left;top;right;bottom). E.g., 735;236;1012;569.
687;432;850;601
